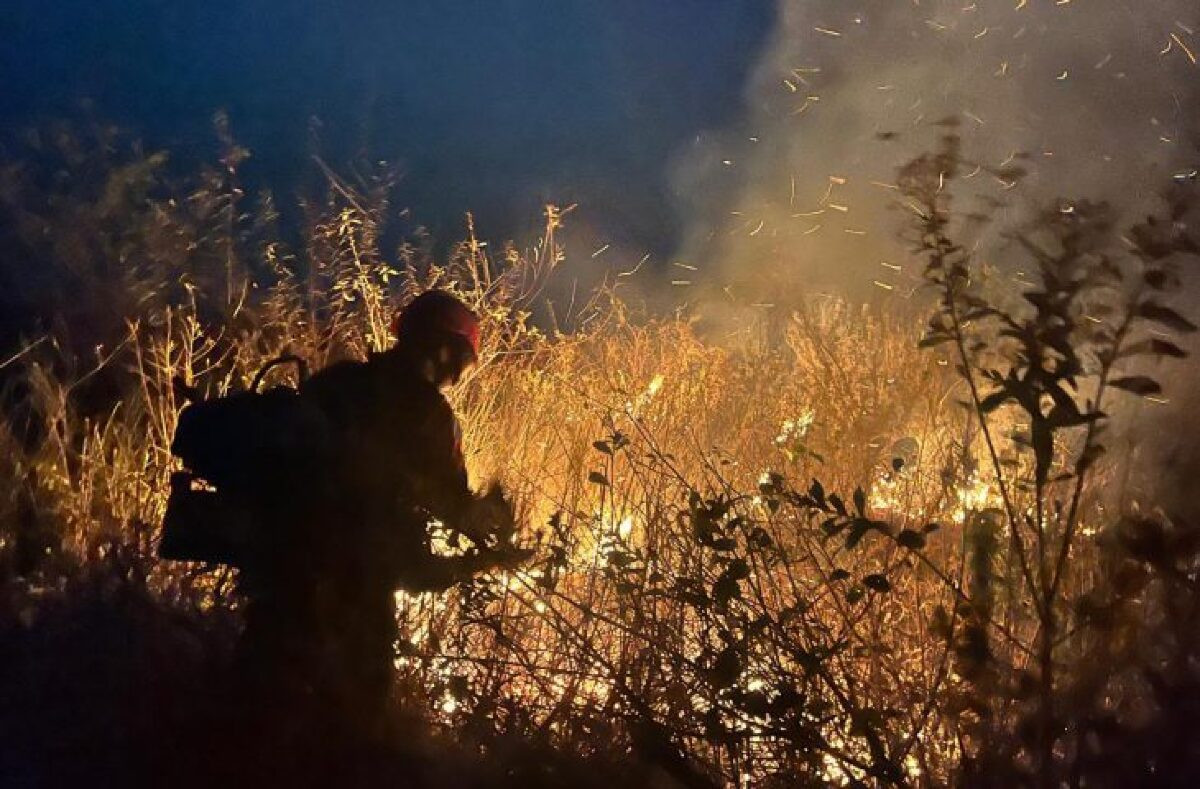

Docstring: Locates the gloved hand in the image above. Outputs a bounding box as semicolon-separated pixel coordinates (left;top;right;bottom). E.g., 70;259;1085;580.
454;482;516;549
478;482;517;542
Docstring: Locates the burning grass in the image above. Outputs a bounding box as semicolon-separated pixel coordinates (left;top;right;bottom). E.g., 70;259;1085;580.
1;127;1199;786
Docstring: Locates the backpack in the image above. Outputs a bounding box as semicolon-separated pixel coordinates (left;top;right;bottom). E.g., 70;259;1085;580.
161;356;330;566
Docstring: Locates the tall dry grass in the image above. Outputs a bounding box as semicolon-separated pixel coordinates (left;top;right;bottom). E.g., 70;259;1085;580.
1;124;1197;787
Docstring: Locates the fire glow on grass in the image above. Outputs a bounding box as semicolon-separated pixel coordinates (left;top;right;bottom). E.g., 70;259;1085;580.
14;122;1175;781
377;272;1048;782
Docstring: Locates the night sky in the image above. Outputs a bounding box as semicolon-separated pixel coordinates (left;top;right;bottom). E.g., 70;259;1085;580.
3;1;1196;299
0;0;776;257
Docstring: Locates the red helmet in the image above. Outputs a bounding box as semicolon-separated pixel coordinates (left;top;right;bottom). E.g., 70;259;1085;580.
393;289;481;358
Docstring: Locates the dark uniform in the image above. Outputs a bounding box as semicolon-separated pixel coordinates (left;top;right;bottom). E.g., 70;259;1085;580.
231;345;511;734
163;291;521;769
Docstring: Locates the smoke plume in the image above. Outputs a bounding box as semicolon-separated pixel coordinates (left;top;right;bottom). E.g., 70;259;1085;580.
672;0;1199;309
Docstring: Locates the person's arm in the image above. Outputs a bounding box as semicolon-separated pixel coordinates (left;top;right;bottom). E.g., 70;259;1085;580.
408;396;478;530
407;396;529;567
396;549;524;593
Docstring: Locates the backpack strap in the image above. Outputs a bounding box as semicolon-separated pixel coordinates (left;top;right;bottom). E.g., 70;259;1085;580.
252;354;310;393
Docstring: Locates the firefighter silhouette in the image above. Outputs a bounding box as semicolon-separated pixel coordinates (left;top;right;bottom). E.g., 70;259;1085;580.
162;289;527;736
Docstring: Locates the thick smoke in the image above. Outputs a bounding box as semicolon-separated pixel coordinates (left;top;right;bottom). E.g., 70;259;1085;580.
665;0;1200;510
673;0;1199;309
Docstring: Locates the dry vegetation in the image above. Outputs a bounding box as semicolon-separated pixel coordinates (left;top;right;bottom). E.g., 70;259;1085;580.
1;123;1198;787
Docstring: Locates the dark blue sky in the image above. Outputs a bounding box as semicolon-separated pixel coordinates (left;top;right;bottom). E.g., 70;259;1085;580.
1;0;775;254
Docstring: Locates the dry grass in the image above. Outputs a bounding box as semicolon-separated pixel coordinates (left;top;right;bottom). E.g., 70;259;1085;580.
2;136;1194;786
0;190;984;784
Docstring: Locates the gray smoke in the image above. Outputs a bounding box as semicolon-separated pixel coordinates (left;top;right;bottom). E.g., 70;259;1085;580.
672;0;1199;308
667;0;1200;512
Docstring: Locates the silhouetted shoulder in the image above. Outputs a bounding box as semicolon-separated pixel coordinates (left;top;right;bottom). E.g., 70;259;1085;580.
299;351;453;443
300;358;379;428
301;358;369;400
